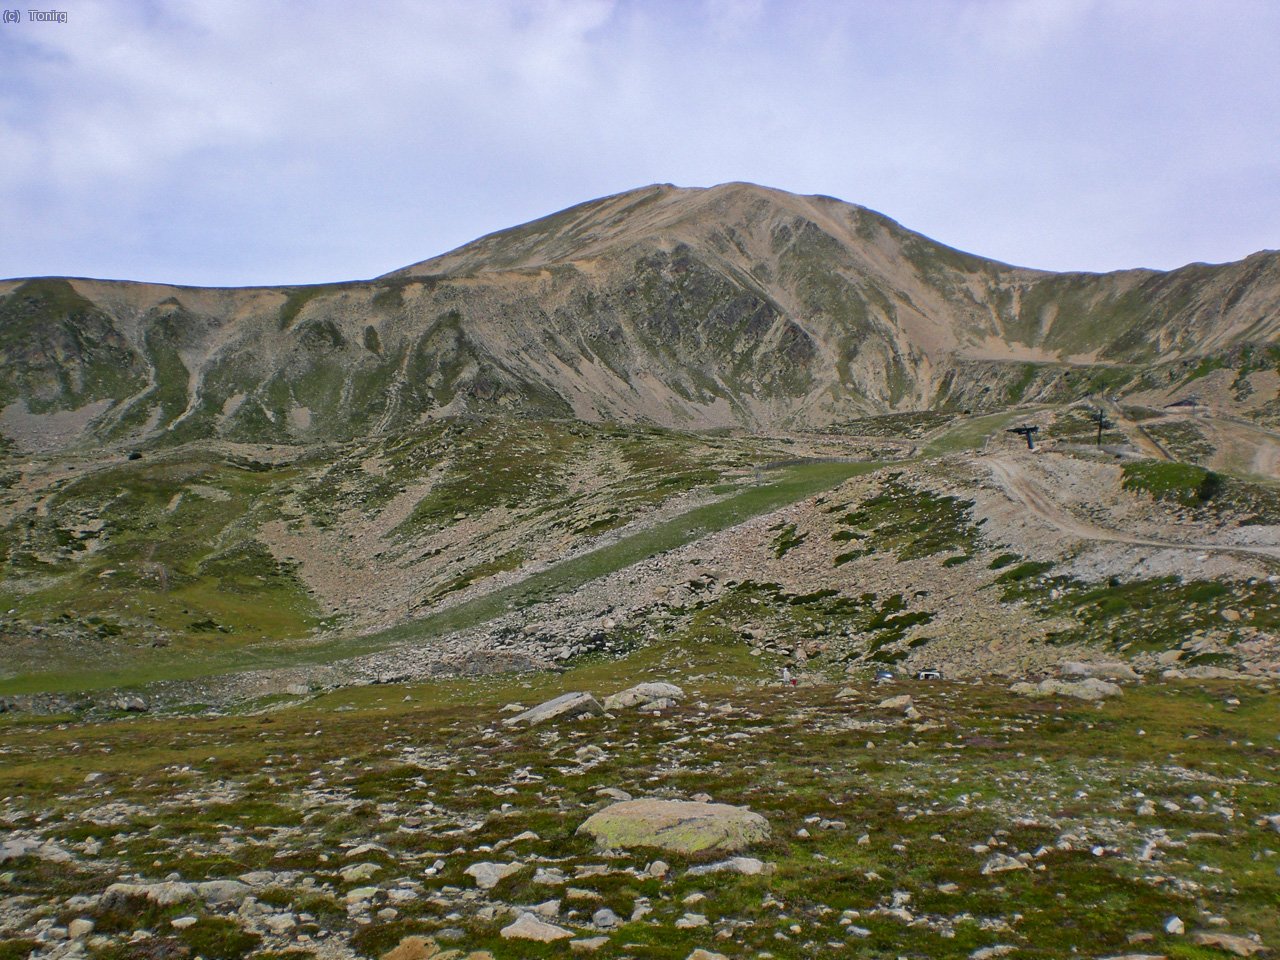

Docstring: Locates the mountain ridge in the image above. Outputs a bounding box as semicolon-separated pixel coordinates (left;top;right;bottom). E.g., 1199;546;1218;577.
2;182;1278;450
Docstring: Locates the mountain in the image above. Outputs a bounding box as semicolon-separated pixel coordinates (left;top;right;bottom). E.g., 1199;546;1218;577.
2;182;1278;450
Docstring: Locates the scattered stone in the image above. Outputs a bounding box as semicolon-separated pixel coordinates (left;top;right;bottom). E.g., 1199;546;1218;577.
500;912;574;942
341;862;382;882
503;692;605;727
196;880;252;905
592;907;621;929
1190;933;1269;956
264;913;297;934
464;861;522;890
67;919;94;939
578;799;771;854
171;917;198;930
595;787;633;802
0;837;71;864
686;951;730;960
531;899;561;919
675;913;709;928
980;853;1029;875
686;856;770;877
381;935;449;960
571;937;610;953
1164;916;1185;935
878;695;914;712
103;881;196;906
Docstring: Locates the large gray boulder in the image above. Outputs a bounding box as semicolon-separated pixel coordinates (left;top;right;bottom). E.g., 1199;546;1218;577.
503;691;605;727
578;799;770;855
501;912;575;942
1060;660;1139;681
603;682;685;711
1010;678;1121;701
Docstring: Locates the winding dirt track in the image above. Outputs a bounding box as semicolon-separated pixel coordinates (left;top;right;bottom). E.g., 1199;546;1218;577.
983;455;1280;561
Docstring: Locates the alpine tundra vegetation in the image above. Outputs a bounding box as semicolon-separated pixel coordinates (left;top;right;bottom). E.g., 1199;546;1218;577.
1;184;1278;959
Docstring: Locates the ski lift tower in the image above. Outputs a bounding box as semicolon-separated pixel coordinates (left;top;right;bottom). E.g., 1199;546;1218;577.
1086;408;1114;447
1008;425;1039;450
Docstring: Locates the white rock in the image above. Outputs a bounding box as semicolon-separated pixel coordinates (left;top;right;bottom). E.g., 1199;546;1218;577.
464;861;522;890
264;913;297;934
592;907;622;928
686;856;770;877
67;919;94;939
980;853;1029;875
532;899;561;919
675;913;709;928
503;692;605;727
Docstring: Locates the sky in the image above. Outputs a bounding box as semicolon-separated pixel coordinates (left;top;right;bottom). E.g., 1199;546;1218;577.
1;0;1278;286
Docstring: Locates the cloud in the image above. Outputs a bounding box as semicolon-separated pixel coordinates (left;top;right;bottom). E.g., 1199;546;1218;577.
0;0;1276;284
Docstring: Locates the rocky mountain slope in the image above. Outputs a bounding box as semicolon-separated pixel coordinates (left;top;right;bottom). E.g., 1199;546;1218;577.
3;183;1279;451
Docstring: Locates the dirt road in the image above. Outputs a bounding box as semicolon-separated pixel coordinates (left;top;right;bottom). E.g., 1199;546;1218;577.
984;455;1280;561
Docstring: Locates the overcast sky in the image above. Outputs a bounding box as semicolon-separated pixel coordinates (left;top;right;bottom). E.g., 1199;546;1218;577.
2;0;1277;286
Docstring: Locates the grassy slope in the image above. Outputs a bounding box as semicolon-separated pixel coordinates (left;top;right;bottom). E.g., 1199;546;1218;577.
1;635;1275;959
0;459;879;695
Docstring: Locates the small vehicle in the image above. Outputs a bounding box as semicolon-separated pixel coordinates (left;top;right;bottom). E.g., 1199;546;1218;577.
915;669;943;680
874;669;896;681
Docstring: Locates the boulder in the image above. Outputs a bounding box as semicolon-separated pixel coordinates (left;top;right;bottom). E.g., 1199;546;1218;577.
500;912;574;942
578;799;770;855
603;682;685;711
503;692;605;727
1061;660;1139;681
